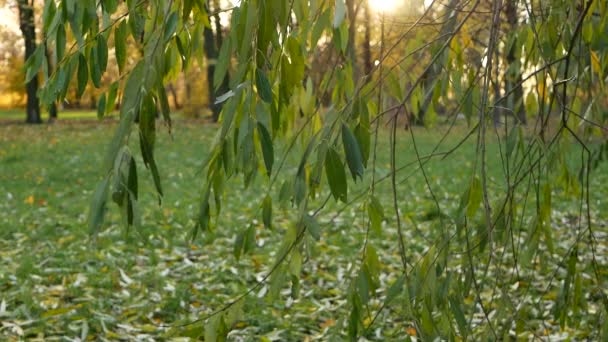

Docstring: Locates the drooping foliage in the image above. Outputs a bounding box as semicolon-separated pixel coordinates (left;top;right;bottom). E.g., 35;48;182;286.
32;0;608;339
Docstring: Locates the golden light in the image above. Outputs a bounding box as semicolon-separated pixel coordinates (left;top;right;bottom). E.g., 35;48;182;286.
0;8;19;33
369;0;401;13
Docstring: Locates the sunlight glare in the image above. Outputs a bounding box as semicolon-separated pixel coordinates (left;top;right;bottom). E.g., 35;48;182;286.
369;0;400;13
0;8;19;33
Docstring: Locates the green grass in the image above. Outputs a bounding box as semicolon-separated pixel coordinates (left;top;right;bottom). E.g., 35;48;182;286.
0;120;606;340
0;108;102;121
0;108;200;122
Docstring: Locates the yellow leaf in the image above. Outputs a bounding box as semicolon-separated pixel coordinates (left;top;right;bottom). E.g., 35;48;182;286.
591;50;602;74
140;324;158;333
24;195;34;205
537;82;547;100
105;331;122;339
320;318;336;329
41;305;78;318
406;327;417;336
58;235;75;246
461;30;472;47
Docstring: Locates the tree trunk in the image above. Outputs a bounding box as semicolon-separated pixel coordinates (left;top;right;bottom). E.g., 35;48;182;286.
362;0;373;78
204;24;219;121
18;0;41;124
204;1;230;122
505;0;526;125
167;83;181;110
416;0;460;125
493;47;502;127
345;0;359;81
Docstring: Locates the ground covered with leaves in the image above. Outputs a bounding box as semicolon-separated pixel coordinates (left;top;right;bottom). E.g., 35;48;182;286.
0;120;606;340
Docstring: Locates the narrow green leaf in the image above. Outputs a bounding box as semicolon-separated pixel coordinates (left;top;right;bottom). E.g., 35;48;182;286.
125;188;135;227
257;122;274;176
311;9;329;48
102;0;118;13
357;269;370;305
342;124;364;181
290;274;300;299
97;35;108;74
138;97;163;200
243;224;256;255
175;35;188;70
279;180;292;205
466;176;481;218
368;195;384;234
55;23;66;62
354;123;370;167
449;295;469;337
89;177;110;235
255;68;273;103
127;156;138;200
164;12;179;42
115;20;127;74
386;72;402;102
157;85;172;128
59;54;78;100
289;250;302;276
348;296;360;340
325;147;347;202
262;195;272;229
222;138;233;175
205;315;229;342
182;0;194;21
294;172;307;205
214;39;231;89
364;245;380;281
297;134;318;176
234;229;244;261
97;93;106;120
385;274;405;305
89;44;102;88
303;214;320;240
506;126;519;158
42;0;57;33
77;53;88;97
25;45;44;83
106;81;119;115
171;324;204;339
128;7;145;42
194;191;210;240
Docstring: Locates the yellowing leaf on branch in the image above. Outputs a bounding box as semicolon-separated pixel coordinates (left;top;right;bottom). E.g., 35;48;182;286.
537;82;547;100
591;50;602;75
461;30;472;47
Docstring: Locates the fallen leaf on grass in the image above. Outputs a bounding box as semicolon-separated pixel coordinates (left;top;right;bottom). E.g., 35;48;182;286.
319;318;336;329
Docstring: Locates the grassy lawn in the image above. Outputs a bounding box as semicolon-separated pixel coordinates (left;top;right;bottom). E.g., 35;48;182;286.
0;108;102;121
0;108;198;123
0;120;606;340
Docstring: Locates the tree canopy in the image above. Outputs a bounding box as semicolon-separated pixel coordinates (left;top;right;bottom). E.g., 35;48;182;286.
27;0;608;339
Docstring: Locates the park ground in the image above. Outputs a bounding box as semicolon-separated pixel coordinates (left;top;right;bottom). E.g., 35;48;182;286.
0;113;606;340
